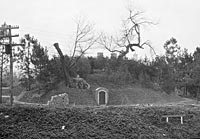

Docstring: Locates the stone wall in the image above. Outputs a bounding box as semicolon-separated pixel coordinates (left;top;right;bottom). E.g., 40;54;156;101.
47;93;69;108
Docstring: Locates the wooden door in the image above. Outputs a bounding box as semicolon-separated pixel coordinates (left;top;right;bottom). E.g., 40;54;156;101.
99;91;106;105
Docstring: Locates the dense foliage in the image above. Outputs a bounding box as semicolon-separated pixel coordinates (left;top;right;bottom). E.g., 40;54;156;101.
88;38;200;98
2;36;197;98
1;31;200;99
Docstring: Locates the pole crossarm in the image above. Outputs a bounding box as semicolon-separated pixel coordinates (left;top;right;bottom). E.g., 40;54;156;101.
0;42;24;46
0;35;19;38
0;26;19;30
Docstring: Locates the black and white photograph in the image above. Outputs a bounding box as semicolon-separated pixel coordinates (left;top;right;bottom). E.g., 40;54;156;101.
0;0;200;138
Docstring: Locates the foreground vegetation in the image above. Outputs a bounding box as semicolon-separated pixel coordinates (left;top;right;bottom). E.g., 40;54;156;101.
0;104;200;139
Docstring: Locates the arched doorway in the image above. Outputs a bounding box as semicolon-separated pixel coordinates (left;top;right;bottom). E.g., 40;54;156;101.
98;91;106;105
95;87;109;105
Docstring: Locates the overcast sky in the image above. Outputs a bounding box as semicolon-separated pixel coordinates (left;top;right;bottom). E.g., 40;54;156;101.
0;0;200;58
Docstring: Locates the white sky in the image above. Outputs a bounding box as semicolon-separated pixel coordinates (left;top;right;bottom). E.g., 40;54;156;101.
0;0;200;58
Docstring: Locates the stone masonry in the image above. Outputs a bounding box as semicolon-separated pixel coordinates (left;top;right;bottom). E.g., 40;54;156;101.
47;93;69;108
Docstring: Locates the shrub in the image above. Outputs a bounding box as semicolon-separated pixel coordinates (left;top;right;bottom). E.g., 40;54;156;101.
76;57;91;78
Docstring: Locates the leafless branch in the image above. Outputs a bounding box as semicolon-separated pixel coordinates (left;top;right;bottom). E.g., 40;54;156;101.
140;40;157;55
68;19;99;69
100;8;156;59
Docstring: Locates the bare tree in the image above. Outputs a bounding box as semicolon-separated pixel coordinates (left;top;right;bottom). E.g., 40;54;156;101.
99;9;156;60
68;19;99;69
54;19;99;87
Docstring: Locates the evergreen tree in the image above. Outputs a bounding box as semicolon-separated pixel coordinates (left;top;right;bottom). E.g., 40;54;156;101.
17;34;49;90
16;34;34;90
31;42;49;84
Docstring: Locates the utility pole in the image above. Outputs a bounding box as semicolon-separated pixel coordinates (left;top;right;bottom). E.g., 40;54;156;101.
0;25;6;104
8;25;19;106
9;25;13;106
0;23;19;106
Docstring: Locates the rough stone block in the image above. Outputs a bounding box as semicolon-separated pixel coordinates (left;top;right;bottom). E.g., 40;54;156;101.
47;93;69;108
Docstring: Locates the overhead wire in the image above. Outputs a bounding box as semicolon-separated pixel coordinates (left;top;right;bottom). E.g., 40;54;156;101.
19;26;73;49
19;25;75;43
21;25;73;37
19;26;76;49
19;29;69;42
18;25;96;57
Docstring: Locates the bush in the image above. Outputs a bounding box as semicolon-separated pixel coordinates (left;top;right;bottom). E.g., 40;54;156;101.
106;71;132;84
104;64;133;85
76;57;91;78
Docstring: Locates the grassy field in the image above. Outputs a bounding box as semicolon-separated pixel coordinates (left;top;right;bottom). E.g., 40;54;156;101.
0;104;200;139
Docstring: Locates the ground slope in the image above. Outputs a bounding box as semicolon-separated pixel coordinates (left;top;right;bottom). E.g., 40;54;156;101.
18;73;184;105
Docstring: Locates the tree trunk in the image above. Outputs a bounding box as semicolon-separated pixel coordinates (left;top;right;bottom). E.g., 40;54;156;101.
27;42;31;91
0;52;3;104
53;43;70;87
117;46;129;61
